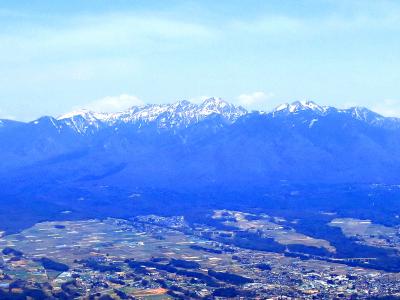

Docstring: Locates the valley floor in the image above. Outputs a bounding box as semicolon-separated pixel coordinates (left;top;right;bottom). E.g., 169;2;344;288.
1;211;400;299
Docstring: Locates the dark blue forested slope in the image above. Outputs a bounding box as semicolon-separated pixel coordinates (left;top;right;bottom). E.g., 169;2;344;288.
1;98;400;189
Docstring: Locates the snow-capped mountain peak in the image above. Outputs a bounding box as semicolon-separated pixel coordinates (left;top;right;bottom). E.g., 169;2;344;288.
32;98;400;134
54;98;247;132
57;109;113;122
201;97;226;107
347;106;382;121
56;109;115;133
341;106;400;128
273;101;329;115
198;97;247;119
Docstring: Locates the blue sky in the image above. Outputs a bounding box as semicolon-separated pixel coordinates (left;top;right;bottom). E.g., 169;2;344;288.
0;0;400;120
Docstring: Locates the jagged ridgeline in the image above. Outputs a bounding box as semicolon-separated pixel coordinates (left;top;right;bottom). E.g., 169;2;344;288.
1;97;400;188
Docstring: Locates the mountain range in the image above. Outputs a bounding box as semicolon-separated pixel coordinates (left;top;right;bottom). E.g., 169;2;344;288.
1;97;400;191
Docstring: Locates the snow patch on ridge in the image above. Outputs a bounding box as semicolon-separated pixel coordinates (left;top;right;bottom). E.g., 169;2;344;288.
56;98;247;132
273;101;329;115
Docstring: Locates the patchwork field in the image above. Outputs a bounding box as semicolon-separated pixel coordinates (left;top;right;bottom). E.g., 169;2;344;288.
329;218;400;250
213;210;336;252
1;214;400;299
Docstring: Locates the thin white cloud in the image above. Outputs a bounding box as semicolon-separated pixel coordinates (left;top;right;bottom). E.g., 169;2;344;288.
237;91;274;108
0;13;217;65
371;99;400;118
230;2;400;38
0;108;16;120
230;16;306;36
81;94;144;113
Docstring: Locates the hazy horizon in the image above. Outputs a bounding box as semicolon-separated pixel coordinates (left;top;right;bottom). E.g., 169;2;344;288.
0;97;396;122
1;0;400;120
